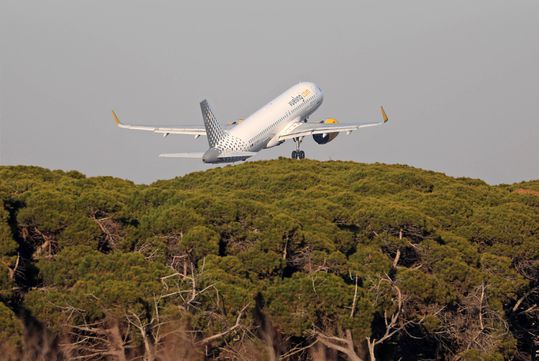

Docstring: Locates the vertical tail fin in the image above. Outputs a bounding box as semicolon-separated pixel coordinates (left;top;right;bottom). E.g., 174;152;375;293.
200;100;227;148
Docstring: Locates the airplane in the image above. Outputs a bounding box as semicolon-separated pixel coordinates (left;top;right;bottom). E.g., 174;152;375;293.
112;82;389;163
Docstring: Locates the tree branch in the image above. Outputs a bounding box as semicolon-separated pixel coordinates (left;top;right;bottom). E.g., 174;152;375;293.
198;304;249;345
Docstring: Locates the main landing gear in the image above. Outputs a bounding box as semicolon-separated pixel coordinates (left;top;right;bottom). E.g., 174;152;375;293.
291;137;305;159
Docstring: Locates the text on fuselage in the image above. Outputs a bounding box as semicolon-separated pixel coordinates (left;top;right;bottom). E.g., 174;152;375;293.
288;94;305;107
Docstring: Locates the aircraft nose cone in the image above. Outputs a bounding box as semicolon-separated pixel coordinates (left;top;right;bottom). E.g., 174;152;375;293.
202;148;221;163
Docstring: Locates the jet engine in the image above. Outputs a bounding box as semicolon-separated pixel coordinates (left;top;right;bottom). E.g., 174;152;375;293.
313;118;339;144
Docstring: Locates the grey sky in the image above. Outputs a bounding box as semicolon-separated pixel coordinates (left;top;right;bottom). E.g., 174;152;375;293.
1;1;538;184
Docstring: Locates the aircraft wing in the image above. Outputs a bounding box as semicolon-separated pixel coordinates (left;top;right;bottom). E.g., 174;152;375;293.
278;106;389;141
112;111;206;136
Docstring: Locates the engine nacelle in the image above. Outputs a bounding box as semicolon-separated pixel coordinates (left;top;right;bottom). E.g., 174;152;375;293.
313;118;339;144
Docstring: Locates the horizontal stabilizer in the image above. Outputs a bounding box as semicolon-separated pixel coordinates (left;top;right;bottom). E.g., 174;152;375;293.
218;151;257;159
159;153;204;158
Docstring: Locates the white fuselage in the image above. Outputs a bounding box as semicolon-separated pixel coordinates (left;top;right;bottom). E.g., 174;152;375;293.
232;82;323;152
219;82;323;153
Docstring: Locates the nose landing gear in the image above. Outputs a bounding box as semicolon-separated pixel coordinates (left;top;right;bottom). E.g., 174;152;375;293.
291;137;305;159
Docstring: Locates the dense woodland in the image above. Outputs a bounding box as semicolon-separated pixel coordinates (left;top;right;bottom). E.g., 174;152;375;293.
0;160;537;361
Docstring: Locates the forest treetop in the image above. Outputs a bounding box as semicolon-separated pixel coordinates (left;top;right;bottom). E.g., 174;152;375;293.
0;160;537;361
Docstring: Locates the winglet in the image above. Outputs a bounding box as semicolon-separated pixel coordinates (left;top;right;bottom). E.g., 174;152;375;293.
380;106;389;123
112;110;121;126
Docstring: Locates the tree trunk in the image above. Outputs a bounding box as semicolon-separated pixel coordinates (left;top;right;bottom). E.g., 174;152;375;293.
367;339;376;361
108;323;127;361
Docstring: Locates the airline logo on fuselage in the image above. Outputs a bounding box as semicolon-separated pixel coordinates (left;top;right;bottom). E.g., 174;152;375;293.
288;89;311;107
288;95;304;106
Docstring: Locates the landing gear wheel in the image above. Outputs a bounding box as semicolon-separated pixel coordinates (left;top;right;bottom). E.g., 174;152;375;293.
292;137;305;160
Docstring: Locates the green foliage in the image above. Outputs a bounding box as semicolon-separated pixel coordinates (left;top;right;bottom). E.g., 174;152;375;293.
195;255;255;331
422;314;441;333
0;263;14;300
0;208;17;301
0;302;23;357
138;204;204;238
419;240;483;291
480;253;528;310
348;245;391;282
238;246;283;278
352;197;436;242
57;217;101;248
398;268;455;306
75;187;127;217
181;225;220;262
17;189;76;235
438;231;480;265
264;272;373;338
27;246;169;328
0;209;17;256
0;161;537;360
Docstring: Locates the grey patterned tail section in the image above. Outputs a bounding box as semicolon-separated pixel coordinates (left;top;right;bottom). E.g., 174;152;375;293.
200;100;227;148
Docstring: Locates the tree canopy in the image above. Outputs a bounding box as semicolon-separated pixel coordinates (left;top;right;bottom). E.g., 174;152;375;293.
0;160;537;360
